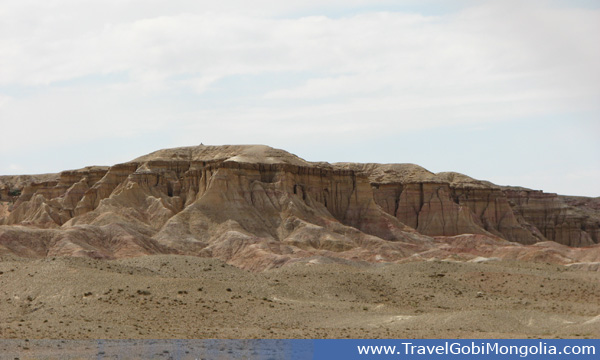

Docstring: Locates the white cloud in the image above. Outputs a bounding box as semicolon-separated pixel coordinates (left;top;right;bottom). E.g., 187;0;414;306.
2;1;598;101
8;164;23;172
0;0;598;195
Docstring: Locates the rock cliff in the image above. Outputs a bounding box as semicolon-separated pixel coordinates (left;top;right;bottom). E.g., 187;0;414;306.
1;145;598;270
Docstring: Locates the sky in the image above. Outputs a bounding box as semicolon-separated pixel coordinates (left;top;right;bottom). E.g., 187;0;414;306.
0;0;598;196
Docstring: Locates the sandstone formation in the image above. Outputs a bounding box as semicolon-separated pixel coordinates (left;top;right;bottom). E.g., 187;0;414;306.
0;145;598;270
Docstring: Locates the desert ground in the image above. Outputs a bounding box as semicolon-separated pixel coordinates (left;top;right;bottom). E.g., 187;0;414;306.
1;254;598;343
1;145;599;358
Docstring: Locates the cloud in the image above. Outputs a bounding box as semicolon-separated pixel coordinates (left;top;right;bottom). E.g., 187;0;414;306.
2;2;598;99
0;0;598;195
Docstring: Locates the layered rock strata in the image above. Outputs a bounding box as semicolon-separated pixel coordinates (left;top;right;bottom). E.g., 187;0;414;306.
0;145;597;270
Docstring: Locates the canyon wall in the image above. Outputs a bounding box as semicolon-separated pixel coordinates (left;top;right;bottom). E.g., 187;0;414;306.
0;145;598;269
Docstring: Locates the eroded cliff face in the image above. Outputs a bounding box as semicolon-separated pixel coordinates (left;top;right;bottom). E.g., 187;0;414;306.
0;145;597;270
504;190;599;247
337;163;596;247
369;182;541;244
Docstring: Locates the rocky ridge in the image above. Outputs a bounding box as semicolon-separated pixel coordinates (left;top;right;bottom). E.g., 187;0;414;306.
1;145;598;270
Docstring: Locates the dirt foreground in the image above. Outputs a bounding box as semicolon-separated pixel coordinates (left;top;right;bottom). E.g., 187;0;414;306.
1;254;598;342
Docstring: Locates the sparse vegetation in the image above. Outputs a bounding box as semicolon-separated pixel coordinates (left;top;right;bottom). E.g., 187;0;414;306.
0;255;598;344
8;189;21;197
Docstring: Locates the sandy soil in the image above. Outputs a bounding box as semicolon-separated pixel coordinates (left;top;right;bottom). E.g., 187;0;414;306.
0;255;598;343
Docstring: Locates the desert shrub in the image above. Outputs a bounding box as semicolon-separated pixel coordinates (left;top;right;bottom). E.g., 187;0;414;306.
8;189;21;196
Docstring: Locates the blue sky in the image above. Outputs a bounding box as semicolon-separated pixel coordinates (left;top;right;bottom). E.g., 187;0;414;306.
0;0;598;196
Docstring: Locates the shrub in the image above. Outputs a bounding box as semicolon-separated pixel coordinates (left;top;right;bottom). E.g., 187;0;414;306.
8;189;21;196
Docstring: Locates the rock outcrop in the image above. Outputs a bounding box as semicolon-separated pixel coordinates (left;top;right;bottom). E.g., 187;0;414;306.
504;189;599;247
0;145;598;270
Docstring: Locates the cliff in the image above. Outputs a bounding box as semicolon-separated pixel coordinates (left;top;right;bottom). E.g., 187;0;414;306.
1;145;598;270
